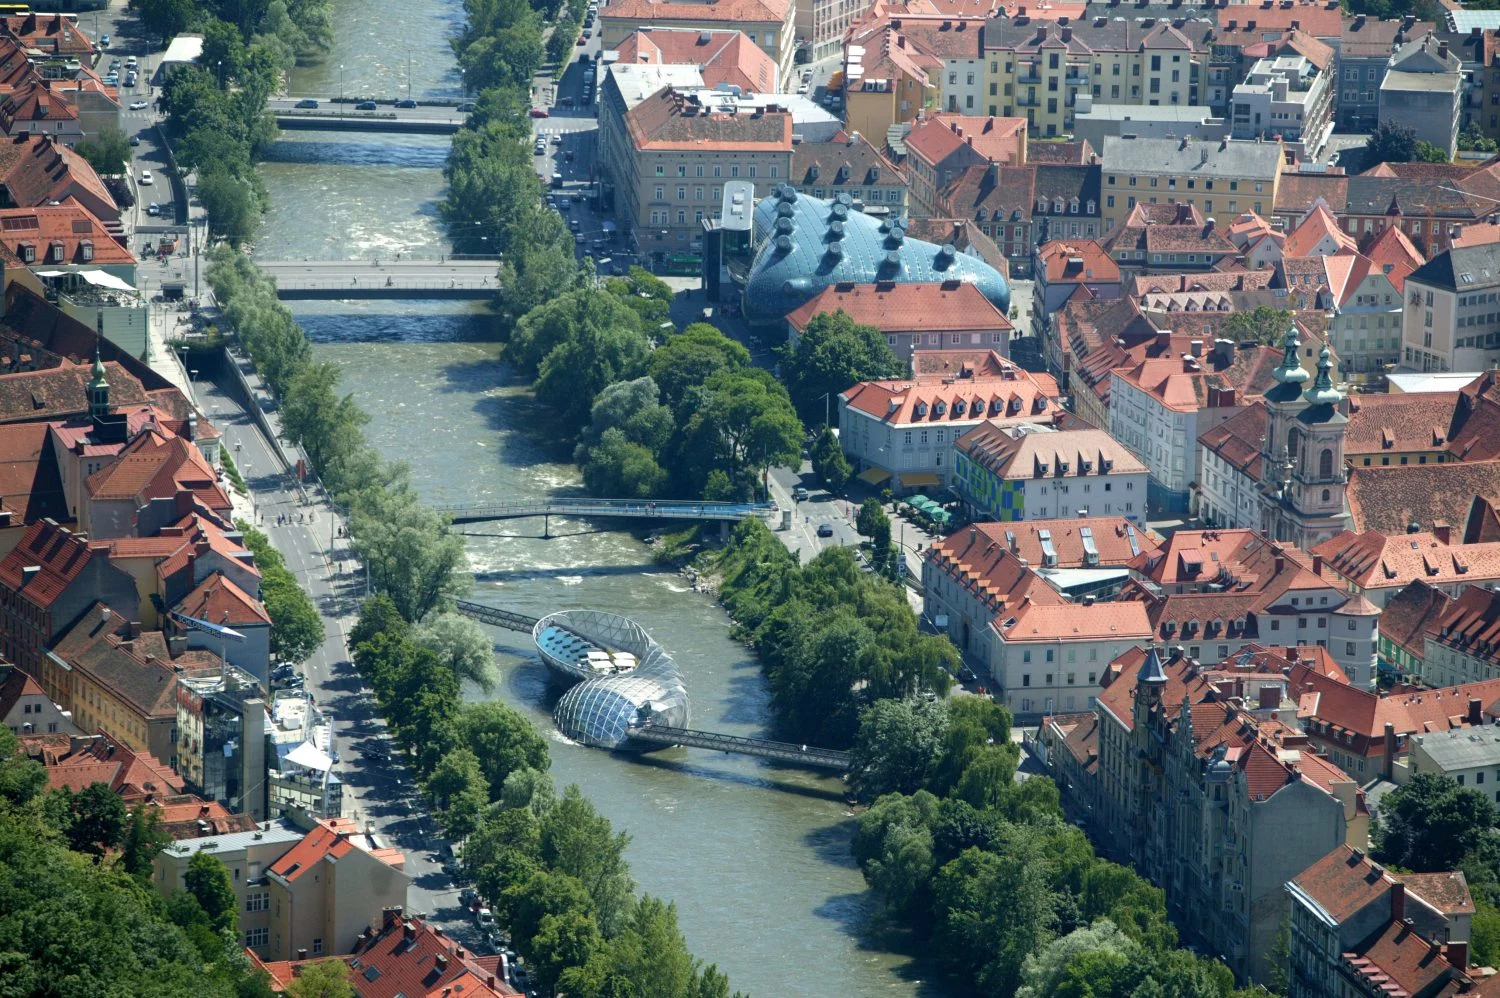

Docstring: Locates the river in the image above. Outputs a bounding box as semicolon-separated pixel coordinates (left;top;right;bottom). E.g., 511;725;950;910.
252;3;935;994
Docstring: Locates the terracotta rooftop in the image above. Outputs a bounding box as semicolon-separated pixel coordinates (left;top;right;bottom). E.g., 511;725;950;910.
905;113;1026;167
0;200;134;268
1291;845;1397;924
41;733;184;798
1282;203;1357;259
793;131;904;191
0;420;65;524
0;134;115;219
999;598;1152;643
926;526;1068;624
0;12;95;57
49;604;191;721
613;27;777;92
1111;341;1283;413
1314;528;1500;594
786;279;1010;335
0;358;147;424
1197;399;1267;484
1037;240;1119;284
1405;871;1476;917
623;86;791;152
84;430;230;515
601;0;791;25
1378;580;1451;663
954;423;1146;482
269;817;405;884
1346;461;1500;536
1344;920;1466;998
1217;1;1345;37
842;357;1059;426
175;571;270;628
0;518;107;609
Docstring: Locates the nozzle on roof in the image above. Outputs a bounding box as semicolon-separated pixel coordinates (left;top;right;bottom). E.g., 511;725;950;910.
831;201;849;220
825;241;844;260
828;219;845;237
780;186;798;203
774;216;794;234
776;201;795;218
937;243;957;267
884;249;902;268
774;234;793;253
837;192;853;207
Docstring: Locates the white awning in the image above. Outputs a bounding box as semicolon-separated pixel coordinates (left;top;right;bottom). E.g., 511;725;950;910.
33;269;137;292
284;740;333;771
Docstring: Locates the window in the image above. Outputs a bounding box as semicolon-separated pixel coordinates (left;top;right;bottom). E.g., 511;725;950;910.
655;165;665;176
245;928;268;948
246;892;269;913
312;939;324;956
1022;673;1031;686
1023;650;1031;663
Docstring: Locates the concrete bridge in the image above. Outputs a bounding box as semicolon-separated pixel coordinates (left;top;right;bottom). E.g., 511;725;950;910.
267;97;470;134
255;259;498;300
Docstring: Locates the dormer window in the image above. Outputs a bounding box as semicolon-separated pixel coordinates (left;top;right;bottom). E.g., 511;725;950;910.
49;241;63;263
1053;198;1063;214
1037;197;1048;212
914;401;928;418
1087;199;1096;214
952;398;966;416
1069;198;1079;213
78;240;92;262
19;242;33;263
933;400;947;417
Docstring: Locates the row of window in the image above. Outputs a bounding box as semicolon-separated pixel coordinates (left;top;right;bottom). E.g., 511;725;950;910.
1019;671;1099;687
1108;174;1264;193
654;163;776;179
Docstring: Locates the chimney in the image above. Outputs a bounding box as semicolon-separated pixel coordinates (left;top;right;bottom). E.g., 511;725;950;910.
1391;880;1405;922
1155;330;1171;350
1290;18;1299;29
403;921;417;939
20;565;39;587
1439;41;1449;60
435;955;448;972
1384;721;1397;780
1190;338;1203;357
1354;13;1364;27
1273;554;1285;575
1469;696;1483;726
1311;553;1322;575
1433;521;1451;545
1449;941;1470;971
1061;25;1072;40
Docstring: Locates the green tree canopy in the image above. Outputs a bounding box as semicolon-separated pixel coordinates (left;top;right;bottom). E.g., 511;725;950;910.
810;426;851;492
850;698;948;799
185;851;239;935
1374;772;1496;871
412;612;498;692
781;310;903;426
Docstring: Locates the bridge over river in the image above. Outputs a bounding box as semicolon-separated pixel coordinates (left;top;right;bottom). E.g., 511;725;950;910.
438;498;780;534
267;97;471;134
455;600;850;772
256;259;499;299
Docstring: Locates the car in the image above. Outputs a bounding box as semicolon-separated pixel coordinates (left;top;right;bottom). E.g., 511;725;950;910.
146;202;160;216
796;84;809;94
556;196;571;209
99;33;109;46
456;101;476;112
475;907;496;930
294;98;319;109
460;887;479;907
792;486;809;501
551;173;563;188
582;29;592;38
125;72;138;86
529;107;549;117
816;523;834;538
103;75;118;85
138;169;152;185
129;99;148;110
559;95;573;106
550;134;563;145
394;98;417;108
533;143;546;155
125;55;138;67
355;100;378;110
569;218;581;231
577;34;587;45
129;135;140;146
958;666;977;683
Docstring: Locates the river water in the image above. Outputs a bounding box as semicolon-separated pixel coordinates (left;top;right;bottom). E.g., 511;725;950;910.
251;5;934;995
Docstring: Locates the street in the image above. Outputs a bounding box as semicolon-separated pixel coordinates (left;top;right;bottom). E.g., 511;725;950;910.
194;361;492;951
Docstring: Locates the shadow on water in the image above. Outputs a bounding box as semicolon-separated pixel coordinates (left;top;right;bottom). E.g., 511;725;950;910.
621;752;851;803
811;894;953;995
718;672;772;728
468;560;661;580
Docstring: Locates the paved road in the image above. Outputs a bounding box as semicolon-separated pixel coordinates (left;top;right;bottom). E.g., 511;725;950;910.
193;364;492;952
257;258;501;295
268;98;470;122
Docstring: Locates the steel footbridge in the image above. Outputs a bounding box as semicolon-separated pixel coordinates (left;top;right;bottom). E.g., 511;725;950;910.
436;498;779;526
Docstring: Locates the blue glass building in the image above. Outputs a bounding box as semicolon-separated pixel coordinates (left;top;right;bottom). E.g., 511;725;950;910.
741;186;1010;325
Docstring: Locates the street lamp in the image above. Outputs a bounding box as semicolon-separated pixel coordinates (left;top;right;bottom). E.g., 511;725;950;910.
339;64;345;118
817;391;832;429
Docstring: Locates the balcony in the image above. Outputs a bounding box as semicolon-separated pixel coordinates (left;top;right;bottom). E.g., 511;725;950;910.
1065;72;1089;86
1018;70;1041;84
1016;93;1041;107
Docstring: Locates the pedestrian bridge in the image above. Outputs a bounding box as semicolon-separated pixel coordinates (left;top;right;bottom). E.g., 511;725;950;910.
256;259;498;300
436;498;780;527
267;98;470;134
452;600;850;773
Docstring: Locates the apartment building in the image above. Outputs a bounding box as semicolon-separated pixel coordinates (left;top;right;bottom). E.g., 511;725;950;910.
610;86;792;262
1099;201;1240;276
1321;226;1424;377
1402;242;1500;373
902;114;1026;217
600;0;797;89
951;422;1149;523
1196;399;1267;531
612;27;779;92
1031;240;1121;345
1380;33;1464;158
1229;54;1333;159
841;20;943;141
1336;15;1431;131
922;529;1152;716
981;15;1215;138
1409;724;1500;799
839;350;1060;492
1088;646;1357;983
1314;526;1500;608
790;131;907;214
154;820;309;959
176;666;268;821
1099;134;1284;229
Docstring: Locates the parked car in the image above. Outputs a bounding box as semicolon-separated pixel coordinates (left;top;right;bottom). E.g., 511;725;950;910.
958;666;977;683
103;74;118;85
817;523;834;537
99;33;109;47
146;202;160;216
129;135;140;146
792;486;809;501
533;142;546;155
295;98;319;109
460;887;479;908
569;218;581;232
551;173;563;188
355;100;378;110
125;71;138;86
576;34;587;44
125;55;138;67
529;107;549;118
138;169;152;185
128;99;148;110
394;98;417;108
556;196;571;209
550;134;563;145
456;101;476;112
475;907;496;931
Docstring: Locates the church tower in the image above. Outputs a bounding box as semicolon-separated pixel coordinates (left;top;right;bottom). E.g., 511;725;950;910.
1285;347;1351;547
87;345;109;420
1259;324;1309;495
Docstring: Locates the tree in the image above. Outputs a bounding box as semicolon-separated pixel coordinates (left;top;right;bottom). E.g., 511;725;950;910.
541;785;635;937
850;698;948;799
1222;306;1293;346
1415;140;1451;163
780;310;902;426
676;369;803;496
427;748;491;841
1474;898;1500;967
131;0;198;44
1016;919;1139;998
535;322;652;428
120;804;172;878
74;127;133;176
1365;122;1419;164
530;909;604;989
855;498;888;539
583;428;670;499
412;612;497;692
932;848;1055;994
648;325;749;413
185;851;239;935
508;869;596;953
63;783;128;860
285;960;356;998
1374;772;1497;871
351;479;471;622
197;168;263;247
455;702;551;797
851;790;942;917
574;377;674;460
239;524;325;663
810;426;850;492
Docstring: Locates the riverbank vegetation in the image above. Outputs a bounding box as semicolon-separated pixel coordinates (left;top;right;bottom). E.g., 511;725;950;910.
207;247;470;622
351;598;743;997
0;725;282;995
140;0;334;245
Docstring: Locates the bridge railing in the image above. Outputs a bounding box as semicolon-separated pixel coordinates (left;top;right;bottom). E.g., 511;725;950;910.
434;498;779;522
627;721;852;771
453;600;539;633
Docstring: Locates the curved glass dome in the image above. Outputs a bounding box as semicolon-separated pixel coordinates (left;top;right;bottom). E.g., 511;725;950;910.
554;673;690;751
743;186;1010;324
549;612;689;751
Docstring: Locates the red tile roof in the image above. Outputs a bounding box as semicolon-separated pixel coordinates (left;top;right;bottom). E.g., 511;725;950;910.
1197;399;1267;483
1346;461;1500;536
269;819;357;882
175;571;270;627
602;0;791;26
1291;844;1395;923
0;200;134;267
1037;240;1119;284
842;358;1059;426
998;599;1152;643
613;28;778;92
1379;580;1450;663
1405;871;1476;917
954;423;1146;481
1430;585;1500;671
0;134;116;220
323;909;520;997
0;420;66;524
84;431;230;515
1111;341;1285;413
946;517;1160;569
41;731;184;797
786;280;1010;334
1344;920;1465;998
1282;204;1357;259
0;13;96;57
926;527;1067;623
623;86;791;153
1314;529;1500;595
0;358;147;424
905;113;1025;168
0;518;106;608
1217;1;1344;37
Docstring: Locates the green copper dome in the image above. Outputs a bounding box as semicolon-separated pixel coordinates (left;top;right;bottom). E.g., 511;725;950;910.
88;345;108;391
1302;346;1343;406
1272;326;1309;385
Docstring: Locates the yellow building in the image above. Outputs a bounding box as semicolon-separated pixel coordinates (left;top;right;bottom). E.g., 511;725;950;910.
1097;133;1284;229
600;0;797;89
982;16;1215;138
